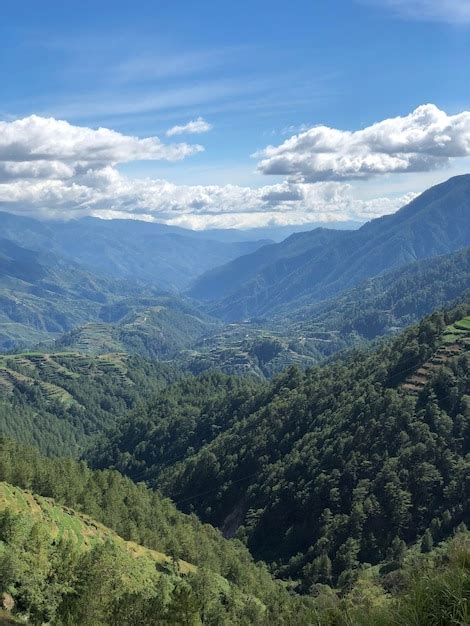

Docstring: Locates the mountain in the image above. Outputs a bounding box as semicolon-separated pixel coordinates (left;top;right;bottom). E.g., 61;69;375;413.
88;301;470;590
0;212;271;291
0;238;147;350
52;296;218;359
0;237;217;352
274;246;470;342
190;175;470;321
218;219;363;243
0;352;178;456
177;248;470;379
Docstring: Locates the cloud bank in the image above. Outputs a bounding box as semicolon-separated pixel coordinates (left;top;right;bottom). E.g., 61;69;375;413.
256;104;470;182
0;106;468;228
166;117;213;137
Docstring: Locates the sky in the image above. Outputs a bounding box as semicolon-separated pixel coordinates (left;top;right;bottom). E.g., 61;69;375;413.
1;0;470;229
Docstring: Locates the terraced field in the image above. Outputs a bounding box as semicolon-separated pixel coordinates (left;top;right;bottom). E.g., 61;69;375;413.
402;316;470;395
0;352;130;407
184;323;318;378
0;351;168;457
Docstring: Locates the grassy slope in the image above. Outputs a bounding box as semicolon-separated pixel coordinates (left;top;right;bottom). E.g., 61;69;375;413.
0;482;194;576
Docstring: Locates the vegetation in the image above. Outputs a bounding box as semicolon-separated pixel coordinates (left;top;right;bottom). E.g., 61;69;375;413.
0;440;317;624
89;301;470;590
277;247;470;342
0;352;178;456
0;176;469;622
3;459;470;624
54;298;218;360
181;248;470;378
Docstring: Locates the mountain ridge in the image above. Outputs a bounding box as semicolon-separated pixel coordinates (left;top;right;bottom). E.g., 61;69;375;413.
190;175;470;321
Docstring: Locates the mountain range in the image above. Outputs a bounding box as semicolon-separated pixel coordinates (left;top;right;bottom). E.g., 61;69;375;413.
0;212;271;291
190;175;470;321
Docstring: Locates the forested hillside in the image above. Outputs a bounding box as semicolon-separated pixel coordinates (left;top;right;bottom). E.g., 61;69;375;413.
53;297;218;360
274;247;470;342
0;439;317;625
191;175;470;321
88;302;470;590
181;248;470;378
0;352;178;456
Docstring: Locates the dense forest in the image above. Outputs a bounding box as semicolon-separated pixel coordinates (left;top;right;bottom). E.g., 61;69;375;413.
277;247;470;342
0;353;178;456
0;439;318;625
89;302;470;590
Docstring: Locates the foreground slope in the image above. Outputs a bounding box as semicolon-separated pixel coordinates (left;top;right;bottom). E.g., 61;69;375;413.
2;448;470;623
89;302;470;589
191;175;470;320
0;439;317;625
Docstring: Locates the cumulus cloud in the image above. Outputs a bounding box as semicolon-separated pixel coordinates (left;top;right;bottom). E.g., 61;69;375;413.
0;169;416;227
256;104;470;182
166;116;213;137
363;0;470;24
0;115;203;175
0;112;425;228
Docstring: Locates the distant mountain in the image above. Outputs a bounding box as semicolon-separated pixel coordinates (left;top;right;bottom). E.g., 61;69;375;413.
0;238;145;350
190;175;470;320
180;248;470;378
0;212;271;290
276;247;470;341
54;297;218;359
0;238;216;353
220;219;363;243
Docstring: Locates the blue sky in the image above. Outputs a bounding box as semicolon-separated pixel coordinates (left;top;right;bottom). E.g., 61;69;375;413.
1;0;470;228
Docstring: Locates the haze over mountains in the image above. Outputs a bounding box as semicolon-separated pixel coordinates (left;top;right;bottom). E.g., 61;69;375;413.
0;211;272;291
191;175;470;321
0;174;468;367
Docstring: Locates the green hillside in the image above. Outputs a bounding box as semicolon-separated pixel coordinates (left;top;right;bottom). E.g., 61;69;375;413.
0;439;318;625
3;475;470;624
88;301;470;590
0;237;218;354
179;248;470;378
0;352;177;456
54;298;218;360
0;481;193;573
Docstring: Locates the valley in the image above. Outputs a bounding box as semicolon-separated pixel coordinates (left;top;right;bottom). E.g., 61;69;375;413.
0;174;468;624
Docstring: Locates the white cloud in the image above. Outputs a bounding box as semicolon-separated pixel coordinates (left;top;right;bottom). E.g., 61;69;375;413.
0;115;203;171
0;169;415;227
166;117;213;137
0;112;429;228
363;0;470;24
256;104;470;182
